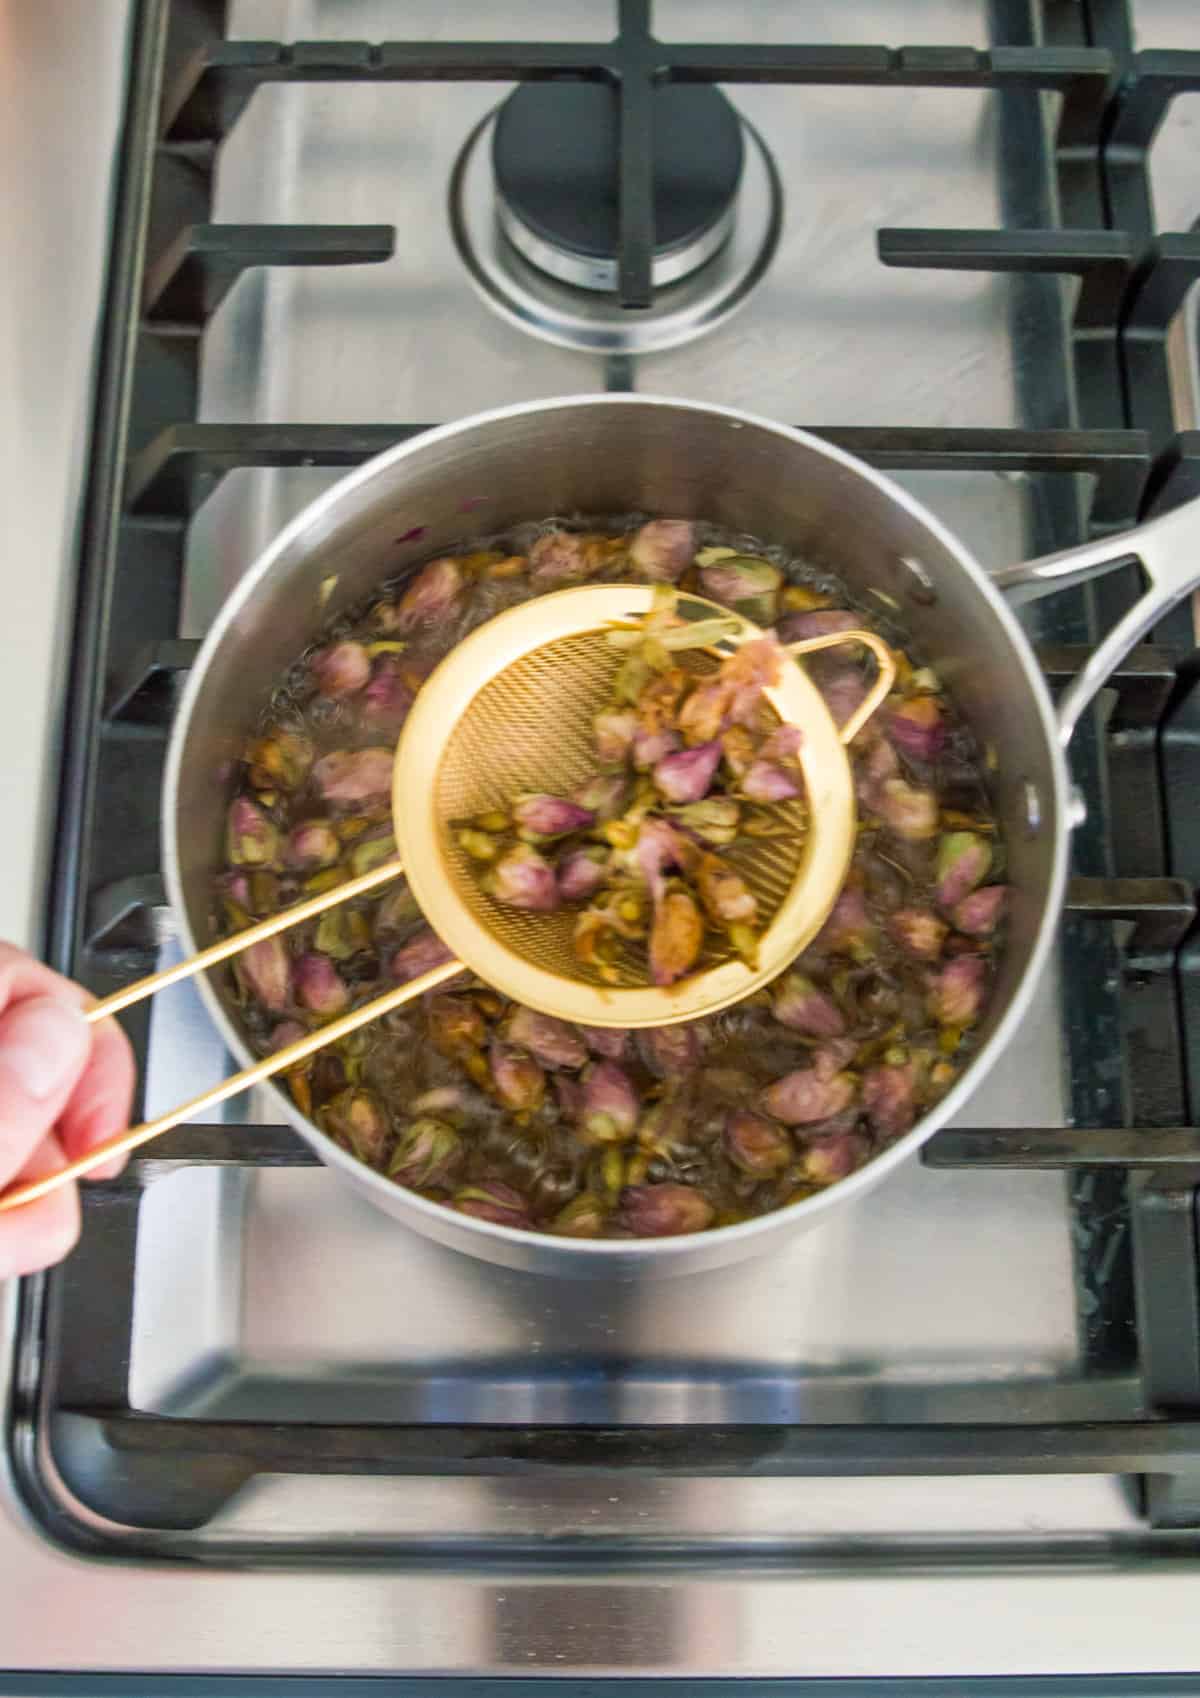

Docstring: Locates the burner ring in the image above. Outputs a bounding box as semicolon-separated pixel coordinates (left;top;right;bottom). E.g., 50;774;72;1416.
450;106;782;357
492;82;744;293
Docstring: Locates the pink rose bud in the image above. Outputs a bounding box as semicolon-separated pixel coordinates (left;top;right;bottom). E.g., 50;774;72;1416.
814;885;874;957
816;668;867;731
558;846;610;903
529;530;611;585
633;726;681;771
512;792;596;841
361;657;415;728
390;927;454;983
928;954;986;1026
760;1066;857;1126
295;951;349;1015
888;907;949;960
619;1182;715;1237
226;797;279;867
236;935;292;1011
952;883;1007;936
594;708;638;765
394;557;464;630
802;1131;868;1186
507;1005;588;1071
453;1179;531;1229
489;1041;546;1112
320;1088;389;1165
628;518;697;582
572;772;630;823
312;746;395;806
935;832;992;911
771;972;846;1037
862;1061;917;1138
311;640;371;698
553;1072;585;1121
695;852;757;926
888;695;945;761
775;608;861;644
653;740;722;804
284;820;340;869
388;1118;462;1188
724;1109;792;1176
875;777;939;841
582;1061;640;1142
578;1024;630;1061
488;843;559;911
636;1020;708;1077
267;1019;306;1053
742;758;802;802
648;887;704;986
700;555;783;623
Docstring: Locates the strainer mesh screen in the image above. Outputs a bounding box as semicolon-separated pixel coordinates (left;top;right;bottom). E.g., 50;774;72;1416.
433;630;809;989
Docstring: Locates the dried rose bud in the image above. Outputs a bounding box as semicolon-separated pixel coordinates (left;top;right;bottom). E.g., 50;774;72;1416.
670;798;741;845
314;906;371;960
637;1021;707;1076
235;935;291;1011
619;1182;714;1237
427;994;486;1057
245;728;313;791
388;1117;462;1188
553;1193;609;1237
802;1131;868;1186
816;668;868;731
553;1072;585;1120
489;1041;546;1112
772;972;846;1037
347;829;397;877
376;880;421;934
742;758;802;802
582;1061;640;1142
226;797;279;867
267;1019;306;1053
507;1005;588;1070
594;707;638;765
295;951;349;1015
720;725;757;779
889;695;945;762
775;608;861;644
633;726;680;771
629;518;697;581
321;1088;389;1165
760;1066;857;1126
529;530;611;585
578;1024;629;1060
700;555;784;624
558;846;610;903
652;741;723;804
312;746;395;806
487;843;558;911
390;927;454;983
573;772;630;824
888;907;949;960
284;820;340;870
875;777;939;841
814;885;873;957
636;665;687;732
410;1084;472;1119
361;657;415;727
649;887;704;986
928;954;986;1027
935;831;992;911
512;792;595;841
695;852;757;927
953;884;1007;936
394;557;464;631
812;1038;858;1079
677;677;729;745
854;737;899;813
311;640;370;698
453;1180;531;1229
862;1061;917;1139
724;1109;792;1176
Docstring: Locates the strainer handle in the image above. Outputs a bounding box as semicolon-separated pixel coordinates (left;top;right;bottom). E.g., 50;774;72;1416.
0;955;465;1211
79;857;408;1025
785;630;897;744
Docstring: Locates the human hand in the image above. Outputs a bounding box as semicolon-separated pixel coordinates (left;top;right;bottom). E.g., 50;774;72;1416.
0;943;135;1277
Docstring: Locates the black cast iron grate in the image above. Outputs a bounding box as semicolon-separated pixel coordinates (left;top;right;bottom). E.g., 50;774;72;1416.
13;0;1200;1553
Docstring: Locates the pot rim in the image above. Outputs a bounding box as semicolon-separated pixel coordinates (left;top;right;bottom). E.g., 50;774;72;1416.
162;392;1071;1263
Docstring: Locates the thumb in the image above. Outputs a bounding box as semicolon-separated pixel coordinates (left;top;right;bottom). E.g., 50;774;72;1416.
0;997;91;1187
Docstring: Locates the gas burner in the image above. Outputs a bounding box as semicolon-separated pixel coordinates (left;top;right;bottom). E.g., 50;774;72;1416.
450;101;782;355
492;82;744;293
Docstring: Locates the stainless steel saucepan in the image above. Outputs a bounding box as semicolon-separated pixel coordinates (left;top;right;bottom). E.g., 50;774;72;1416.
163;395;1199;1276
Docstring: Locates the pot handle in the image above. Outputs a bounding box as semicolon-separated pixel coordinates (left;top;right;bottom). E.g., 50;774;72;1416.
991;496;1200;746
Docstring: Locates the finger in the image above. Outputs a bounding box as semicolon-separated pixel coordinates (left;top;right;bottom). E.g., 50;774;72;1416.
0;942;91;1020
57;1015;136;1182
0;996;91;1188
0;1133;80;1279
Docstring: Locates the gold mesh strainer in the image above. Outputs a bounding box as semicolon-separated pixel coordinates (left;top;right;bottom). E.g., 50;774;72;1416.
0;584;893;1211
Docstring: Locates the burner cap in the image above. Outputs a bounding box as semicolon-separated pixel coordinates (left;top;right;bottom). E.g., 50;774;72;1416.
492;82;744;292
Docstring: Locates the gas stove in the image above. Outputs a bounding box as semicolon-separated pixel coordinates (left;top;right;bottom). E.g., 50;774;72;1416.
7;0;1200;1681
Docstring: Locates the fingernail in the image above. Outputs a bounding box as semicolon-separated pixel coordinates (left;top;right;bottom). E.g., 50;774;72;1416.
1;997;89;1099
